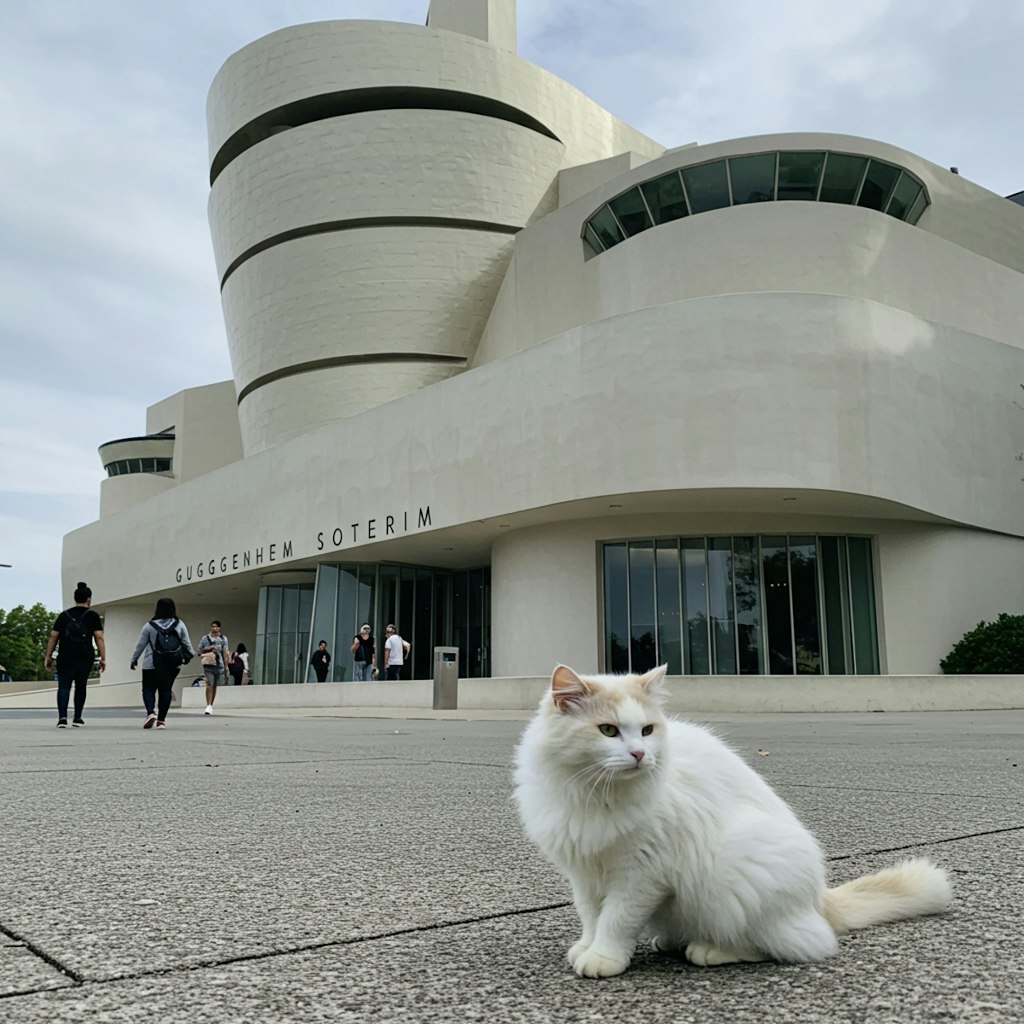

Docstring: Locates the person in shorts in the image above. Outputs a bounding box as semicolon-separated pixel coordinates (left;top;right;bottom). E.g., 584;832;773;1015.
197;620;229;715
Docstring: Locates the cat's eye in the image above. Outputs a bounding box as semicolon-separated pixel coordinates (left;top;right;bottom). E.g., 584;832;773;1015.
598;724;619;737
642;724;654;736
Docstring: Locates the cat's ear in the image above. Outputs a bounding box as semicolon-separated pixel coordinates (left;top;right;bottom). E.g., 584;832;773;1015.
637;664;669;700
550;664;592;713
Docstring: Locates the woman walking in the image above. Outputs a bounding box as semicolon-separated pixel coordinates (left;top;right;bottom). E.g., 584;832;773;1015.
129;597;195;729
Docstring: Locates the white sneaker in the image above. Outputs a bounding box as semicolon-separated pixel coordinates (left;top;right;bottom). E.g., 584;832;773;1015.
204;705;213;715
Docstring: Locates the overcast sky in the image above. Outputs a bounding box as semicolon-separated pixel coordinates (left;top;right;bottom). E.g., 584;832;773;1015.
1;0;1021;613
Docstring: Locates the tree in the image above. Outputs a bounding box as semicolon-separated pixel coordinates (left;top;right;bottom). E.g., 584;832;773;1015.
0;604;61;681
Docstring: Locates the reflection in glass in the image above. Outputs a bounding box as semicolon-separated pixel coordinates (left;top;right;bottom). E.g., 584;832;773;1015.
732;537;762;674
708;538;736;674
590;206;625;249
777;151;825;200
885;173;923;221
819;153;868;204
728;153;776;204
629;541;657;673
641;173;689;224
761;537;793;674
584;223;606;253
681;161;730;214
819;536;849;674
683;538;710;673
604;544;629;673
848;537;879;673
858;159;901;211
906;190;928;224
788;537;822;674
655;540;683;675
609;188;653;237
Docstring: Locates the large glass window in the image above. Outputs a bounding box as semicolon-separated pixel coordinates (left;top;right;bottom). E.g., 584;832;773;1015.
640;172;689;224
777;151;825;201
584;149;929;253
681;161;731;213
602;535;878;675
819;153;868;205
608;188;653;237
857;159;902;211
728;153;776;205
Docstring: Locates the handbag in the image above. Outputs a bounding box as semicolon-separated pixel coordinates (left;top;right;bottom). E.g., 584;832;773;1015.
200;651;217;667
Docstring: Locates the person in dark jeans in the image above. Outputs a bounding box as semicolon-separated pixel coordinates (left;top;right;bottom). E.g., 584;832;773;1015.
44;581;106;728
130;597;195;729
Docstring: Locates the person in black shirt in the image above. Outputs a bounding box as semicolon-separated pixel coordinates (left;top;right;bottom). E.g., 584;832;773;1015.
351;625;376;681
310;640;331;683
44;581;105;728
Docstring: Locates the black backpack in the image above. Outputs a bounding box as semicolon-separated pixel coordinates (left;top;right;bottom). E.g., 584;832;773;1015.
150;619;188;668
60;609;93;658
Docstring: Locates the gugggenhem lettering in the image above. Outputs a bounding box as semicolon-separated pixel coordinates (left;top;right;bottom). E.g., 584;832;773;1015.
172;506;434;584
175;539;294;583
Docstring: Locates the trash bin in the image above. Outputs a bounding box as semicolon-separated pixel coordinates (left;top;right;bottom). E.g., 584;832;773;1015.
432;647;459;710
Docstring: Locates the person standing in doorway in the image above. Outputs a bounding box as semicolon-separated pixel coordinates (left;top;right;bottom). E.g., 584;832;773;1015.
383;624;410;681
198;620;229;715
129;597;195;729
44;582;106;728
351;625;376;681
310;640;331;683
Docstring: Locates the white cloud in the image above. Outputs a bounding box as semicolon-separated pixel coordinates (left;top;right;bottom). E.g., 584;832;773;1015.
1;0;1021;611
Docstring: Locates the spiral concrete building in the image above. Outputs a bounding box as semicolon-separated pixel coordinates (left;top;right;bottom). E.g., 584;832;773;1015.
62;0;1024;699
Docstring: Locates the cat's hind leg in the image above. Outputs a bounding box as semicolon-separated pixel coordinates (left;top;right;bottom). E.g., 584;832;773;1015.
759;909;838;963
685;940;767;966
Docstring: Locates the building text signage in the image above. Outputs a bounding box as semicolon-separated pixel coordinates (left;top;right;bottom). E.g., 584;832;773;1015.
173;506;432;585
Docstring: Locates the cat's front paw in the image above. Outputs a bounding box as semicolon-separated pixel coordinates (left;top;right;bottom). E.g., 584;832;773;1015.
567;940;590;965
572;947;630;978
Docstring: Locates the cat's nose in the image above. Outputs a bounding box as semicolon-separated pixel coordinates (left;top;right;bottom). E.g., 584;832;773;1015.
630;749;645;763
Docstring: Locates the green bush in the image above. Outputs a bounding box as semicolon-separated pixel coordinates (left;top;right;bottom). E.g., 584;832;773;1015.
940;613;1024;673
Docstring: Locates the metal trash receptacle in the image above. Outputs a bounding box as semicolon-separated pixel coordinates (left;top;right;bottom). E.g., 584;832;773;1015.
432;647;459;709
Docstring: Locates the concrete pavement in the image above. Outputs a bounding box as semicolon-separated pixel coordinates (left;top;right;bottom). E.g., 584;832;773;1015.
1;705;1021;1023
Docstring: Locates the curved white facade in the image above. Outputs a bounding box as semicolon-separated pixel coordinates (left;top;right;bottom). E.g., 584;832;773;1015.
67;1;1024;689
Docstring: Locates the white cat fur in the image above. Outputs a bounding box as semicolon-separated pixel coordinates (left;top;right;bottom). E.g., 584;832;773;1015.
513;664;952;978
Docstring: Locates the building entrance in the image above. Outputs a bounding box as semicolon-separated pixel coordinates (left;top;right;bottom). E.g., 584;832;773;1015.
255;563;490;683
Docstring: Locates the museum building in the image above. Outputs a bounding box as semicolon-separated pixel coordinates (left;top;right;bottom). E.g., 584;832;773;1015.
64;0;1024;685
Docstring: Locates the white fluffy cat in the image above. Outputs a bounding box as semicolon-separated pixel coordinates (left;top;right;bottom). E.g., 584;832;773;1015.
513;664;952;978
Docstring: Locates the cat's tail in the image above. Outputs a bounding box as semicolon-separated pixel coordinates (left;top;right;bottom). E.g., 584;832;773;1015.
823;857;952;934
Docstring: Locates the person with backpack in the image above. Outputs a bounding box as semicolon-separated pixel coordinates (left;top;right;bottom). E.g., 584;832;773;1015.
44;582;106;728
129;597;195;729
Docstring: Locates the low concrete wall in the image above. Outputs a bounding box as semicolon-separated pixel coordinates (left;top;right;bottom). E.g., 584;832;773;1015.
4;675;1022;714
0;679;146;710
178;675;1024;714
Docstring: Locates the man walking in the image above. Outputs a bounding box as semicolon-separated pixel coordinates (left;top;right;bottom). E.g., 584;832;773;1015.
383;624;411;681
198;620;229;715
44;581;106;727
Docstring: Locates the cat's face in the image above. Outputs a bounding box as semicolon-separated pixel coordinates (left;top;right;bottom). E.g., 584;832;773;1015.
543;665;668;781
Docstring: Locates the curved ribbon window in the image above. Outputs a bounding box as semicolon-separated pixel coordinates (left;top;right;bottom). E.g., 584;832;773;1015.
104;457;173;478
583;150;929;254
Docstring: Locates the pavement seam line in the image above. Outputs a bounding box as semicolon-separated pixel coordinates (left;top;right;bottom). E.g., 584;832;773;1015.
0;921;84;986
826;823;1024;861
3;902;575;991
